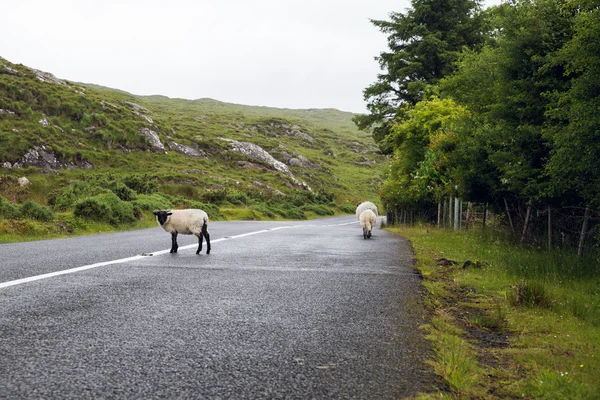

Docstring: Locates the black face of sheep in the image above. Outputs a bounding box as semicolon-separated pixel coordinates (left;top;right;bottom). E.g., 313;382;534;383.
154;210;172;226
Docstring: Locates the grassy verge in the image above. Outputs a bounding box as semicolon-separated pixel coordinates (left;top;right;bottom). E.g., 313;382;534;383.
388;226;600;399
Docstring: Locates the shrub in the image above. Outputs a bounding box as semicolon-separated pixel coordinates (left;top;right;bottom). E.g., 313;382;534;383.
201;188;229;204
111;182;137;201
20;200;54;222
132;193;173;217
74;192;135;225
54;181;108;211
340;203;356;214
251;204;277;219
225;189;248;205
123;175;159;194
303;204;334;216
74;197;110;222
0;196;20;219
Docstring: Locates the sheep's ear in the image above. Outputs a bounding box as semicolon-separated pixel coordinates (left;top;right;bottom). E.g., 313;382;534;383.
166;211;173;216
153;210;160;216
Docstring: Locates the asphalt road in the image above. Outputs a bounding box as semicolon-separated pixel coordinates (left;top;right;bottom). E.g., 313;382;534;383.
0;216;433;399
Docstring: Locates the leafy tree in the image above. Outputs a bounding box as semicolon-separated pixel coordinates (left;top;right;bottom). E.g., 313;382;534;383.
354;0;487;153
441;0;573;207
380;97;468;209
545;4;600;208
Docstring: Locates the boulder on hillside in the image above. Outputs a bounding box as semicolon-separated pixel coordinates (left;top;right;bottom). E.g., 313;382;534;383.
12;146;92;171
140;128;166;153
168;141;206;157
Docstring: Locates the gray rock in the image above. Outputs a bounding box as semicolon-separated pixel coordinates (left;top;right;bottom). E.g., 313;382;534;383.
39;117;50;127
17;177;30;186
221;138;312;191
126;102;154;114
140;128;166;152
27;67;66;85
11;146;92;171
168;141;206;157
222;138;290;174
133;111;153;125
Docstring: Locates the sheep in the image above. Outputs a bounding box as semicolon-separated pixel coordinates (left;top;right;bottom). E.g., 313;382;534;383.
359;209;377;239
153;209;210;254
355;201;378;220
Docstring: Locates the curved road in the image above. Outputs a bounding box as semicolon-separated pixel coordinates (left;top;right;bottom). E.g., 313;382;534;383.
0;216;433;399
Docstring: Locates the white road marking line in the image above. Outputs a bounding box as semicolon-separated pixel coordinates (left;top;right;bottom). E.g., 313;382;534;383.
0;220;358;289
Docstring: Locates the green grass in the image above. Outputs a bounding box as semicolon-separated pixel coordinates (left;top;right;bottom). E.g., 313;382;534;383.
395;226;600;399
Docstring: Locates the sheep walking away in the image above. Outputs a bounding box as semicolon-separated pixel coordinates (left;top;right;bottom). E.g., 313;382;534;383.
359;209;377;239
153;209;211;254
355;201;378;220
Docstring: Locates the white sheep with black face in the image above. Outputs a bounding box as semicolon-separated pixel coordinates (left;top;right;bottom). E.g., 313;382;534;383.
355;201;378;220
359;209;377;239
153;209;210;254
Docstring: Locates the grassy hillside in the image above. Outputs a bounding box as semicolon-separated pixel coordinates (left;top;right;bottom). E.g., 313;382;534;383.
0;56;383;240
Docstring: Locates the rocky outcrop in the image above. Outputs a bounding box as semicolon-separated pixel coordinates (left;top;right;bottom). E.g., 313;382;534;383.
27;67;66;85
133;111;153;124
126;102;154;114
221;138;312;191
140;128;166;153
7;146;92;171
168;141;206;157
280;152;320;170
223;138;290;174
282;125;313;142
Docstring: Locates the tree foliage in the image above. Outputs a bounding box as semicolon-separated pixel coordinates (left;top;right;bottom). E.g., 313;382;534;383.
354;0;487;153
371;0;600;238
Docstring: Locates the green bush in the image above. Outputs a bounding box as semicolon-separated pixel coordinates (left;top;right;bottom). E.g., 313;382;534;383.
251;204;277;219
111;182;137;201
0;196;20;219
132;193;173;216
225;189;248;205
201;188;229;204
54;181;108;211
20;200;54;221
123;175;159;194
74;197;110;222
340;203;356;214
303;204;334;216
74;192;136;225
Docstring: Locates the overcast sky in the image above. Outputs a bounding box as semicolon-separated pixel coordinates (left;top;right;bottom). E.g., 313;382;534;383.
1;0;502;114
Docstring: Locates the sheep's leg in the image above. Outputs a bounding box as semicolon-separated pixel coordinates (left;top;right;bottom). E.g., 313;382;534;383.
363;227;367;239
202;224;211;254
170;232;179;253
196;233;203;255
367;230;372;239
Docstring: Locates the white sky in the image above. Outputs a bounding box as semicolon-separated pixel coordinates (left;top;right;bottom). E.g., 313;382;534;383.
1;0;503;114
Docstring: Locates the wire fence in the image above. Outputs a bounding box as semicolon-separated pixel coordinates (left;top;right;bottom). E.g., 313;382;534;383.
386;200;600;256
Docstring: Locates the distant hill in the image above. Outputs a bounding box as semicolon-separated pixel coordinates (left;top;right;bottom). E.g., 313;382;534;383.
0;56;383;235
